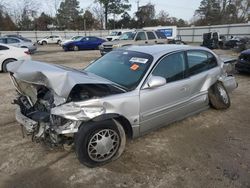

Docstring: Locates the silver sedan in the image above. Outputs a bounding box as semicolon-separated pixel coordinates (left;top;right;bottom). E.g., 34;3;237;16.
0;37;37;53
7;45;237;167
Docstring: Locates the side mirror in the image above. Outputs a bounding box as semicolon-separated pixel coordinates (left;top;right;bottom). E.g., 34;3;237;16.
146;76;166;89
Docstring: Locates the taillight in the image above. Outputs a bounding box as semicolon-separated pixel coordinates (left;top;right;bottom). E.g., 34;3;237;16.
24;51;30;55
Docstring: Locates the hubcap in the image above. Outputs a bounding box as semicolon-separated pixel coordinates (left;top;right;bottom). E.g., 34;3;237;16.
218;85;229;104
87;129;120;162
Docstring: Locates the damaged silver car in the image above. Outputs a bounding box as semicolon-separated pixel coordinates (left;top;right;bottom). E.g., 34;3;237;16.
7;45;237;167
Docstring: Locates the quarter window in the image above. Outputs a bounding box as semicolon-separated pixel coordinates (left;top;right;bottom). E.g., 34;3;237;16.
187;51;218;76
152;52;186;83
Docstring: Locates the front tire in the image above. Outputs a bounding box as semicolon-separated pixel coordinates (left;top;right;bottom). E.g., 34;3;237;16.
73;45;79;51
75;119;126;167
208;82;231;110
42;41;47;45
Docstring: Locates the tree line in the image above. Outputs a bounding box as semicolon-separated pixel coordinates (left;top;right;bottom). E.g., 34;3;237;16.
0;0;249;31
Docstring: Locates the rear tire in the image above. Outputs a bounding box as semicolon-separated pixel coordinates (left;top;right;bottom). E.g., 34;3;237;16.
73;45;79;51
2;59;16;73
208;82;230;110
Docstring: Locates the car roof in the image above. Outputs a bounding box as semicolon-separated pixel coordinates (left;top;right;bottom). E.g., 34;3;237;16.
120;44;210;56
0;43;18;49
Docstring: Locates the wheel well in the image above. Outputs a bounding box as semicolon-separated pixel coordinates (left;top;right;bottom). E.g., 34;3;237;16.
114;116;133;139
90;114;133;139
2;58;16;70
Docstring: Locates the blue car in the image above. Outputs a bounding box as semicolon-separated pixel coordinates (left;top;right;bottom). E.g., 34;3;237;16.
62;36;106;51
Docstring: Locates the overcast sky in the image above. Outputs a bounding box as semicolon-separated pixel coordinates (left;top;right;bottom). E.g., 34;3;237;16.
6;0;201;21
77;0;201;21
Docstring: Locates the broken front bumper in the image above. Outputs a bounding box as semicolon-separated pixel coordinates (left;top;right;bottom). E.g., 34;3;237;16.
15;107;38;133
15;106;81;135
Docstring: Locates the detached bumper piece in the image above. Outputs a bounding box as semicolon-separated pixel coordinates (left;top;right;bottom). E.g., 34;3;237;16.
222;75;238;93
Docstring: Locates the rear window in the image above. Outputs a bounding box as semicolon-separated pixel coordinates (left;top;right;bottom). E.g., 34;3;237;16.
187;50;218;76
155;31;167;39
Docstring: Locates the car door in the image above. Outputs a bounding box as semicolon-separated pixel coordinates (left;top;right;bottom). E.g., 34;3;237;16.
146;31;158;44
7;38;21;48
139;51;191;133
0;45;9;63
185;50;221;109
134;31;148;45
79;37;89;49
47;36;53;43
88;37;99;49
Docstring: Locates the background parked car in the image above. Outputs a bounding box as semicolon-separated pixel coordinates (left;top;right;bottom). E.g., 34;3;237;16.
0;37;37;54
4;34;32;42
62;36;106;51
37;36;62;45
235;49;250;73
60;36;83;46
0;43;31;72
100;30;168;55
105;30;133;41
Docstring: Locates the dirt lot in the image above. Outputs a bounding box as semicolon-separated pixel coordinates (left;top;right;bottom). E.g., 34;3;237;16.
0;45;249;188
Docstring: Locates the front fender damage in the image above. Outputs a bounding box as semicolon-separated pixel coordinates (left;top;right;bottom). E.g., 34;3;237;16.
51;99;106;121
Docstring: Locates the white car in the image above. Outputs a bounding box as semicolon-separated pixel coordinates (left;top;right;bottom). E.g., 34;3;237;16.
106;30;133;41
0;44;31;72
37;36;62;45
60;36;83;46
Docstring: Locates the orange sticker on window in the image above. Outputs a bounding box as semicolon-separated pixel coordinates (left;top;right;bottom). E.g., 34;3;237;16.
130;64;139;71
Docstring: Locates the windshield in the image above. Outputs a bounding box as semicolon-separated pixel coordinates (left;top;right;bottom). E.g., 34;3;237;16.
75;37;84;41
72;36;82;40
85;50;153;90
119;32;136;40
110;31;118;36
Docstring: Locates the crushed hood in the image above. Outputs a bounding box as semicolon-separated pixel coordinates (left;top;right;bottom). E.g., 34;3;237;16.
7;60;113;99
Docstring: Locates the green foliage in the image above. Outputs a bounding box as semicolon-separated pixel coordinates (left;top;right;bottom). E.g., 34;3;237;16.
0;12;17;31
34;12;53;30
194;0;249;25
135;3;155;27
18;9;34;30
96;0;131;29
56;0;82;30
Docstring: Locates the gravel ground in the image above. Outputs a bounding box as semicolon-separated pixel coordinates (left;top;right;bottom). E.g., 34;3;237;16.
0;45;249;188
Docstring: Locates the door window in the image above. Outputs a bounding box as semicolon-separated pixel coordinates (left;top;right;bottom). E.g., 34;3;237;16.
147;32;156;40
7;38;20;44
187;51;218;76
152;52;186;83
135;32;146;41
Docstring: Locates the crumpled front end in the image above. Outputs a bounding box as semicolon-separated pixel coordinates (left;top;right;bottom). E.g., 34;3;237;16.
7;60;124;146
